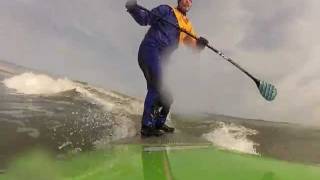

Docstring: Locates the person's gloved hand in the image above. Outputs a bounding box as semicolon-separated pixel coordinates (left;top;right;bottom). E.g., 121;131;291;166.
125;0;137;11
196;36;209;50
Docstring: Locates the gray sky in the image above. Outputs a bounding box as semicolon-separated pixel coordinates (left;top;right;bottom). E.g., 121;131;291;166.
1;0;319;125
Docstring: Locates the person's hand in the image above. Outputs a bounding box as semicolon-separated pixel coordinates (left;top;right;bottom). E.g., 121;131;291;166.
125;0;137;11
196;36;209;50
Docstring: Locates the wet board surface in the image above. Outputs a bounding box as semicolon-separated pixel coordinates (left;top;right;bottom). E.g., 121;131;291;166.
2;132;320;180
1;144;320;180
113;132;212;149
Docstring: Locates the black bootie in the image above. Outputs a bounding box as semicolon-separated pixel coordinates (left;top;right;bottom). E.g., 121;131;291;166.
157;124;175;133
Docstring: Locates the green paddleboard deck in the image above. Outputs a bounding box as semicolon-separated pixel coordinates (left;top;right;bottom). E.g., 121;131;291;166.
1;133;320;180
114;132;211;152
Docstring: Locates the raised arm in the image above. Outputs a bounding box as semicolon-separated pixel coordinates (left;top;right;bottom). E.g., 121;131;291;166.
126;0;170;26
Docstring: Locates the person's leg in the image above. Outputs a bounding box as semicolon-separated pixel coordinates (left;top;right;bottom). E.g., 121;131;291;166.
140;60;174;132
155;90;174;132
138;46;164;136
141;88;159;127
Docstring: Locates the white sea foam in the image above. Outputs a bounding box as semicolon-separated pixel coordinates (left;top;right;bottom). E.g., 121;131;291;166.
3;72;143;114
3;72;143;141
203;122;259;155
3;72;75;94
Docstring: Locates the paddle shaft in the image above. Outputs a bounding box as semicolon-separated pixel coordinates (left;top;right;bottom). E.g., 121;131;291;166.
137;5;260;86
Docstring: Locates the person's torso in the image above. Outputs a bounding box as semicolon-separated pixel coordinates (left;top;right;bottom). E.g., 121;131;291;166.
141;5;194;54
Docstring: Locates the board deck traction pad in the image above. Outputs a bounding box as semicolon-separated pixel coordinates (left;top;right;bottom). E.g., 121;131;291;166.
113;132;212;151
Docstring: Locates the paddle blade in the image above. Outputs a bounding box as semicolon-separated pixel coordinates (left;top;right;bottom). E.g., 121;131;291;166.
258;81;277;101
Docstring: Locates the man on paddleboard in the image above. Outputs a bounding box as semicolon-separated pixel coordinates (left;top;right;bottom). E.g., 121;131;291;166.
126;0;208;137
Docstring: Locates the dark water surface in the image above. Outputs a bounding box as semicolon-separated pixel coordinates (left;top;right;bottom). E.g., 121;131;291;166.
1;63;320;172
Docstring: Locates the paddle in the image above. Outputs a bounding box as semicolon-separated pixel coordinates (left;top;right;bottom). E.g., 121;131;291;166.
135;5;277;101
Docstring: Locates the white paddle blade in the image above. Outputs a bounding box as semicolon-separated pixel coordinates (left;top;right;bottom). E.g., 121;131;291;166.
258;81;277;101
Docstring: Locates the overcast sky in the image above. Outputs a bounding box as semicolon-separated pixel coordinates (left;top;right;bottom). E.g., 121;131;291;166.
0;0;319;125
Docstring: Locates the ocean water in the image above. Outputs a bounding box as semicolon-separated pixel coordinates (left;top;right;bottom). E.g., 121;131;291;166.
1;61;320;173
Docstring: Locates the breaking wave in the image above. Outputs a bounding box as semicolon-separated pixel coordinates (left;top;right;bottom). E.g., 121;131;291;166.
3;72;142;115
2;72;143;149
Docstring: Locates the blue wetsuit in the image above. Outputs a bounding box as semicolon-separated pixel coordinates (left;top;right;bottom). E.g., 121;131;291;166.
128;4;197;128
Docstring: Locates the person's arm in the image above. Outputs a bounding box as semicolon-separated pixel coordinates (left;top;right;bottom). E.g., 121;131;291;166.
182;26;197;47
183;25;208;51
126;1;169;26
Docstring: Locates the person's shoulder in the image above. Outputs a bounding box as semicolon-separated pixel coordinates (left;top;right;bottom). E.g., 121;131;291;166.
155;4;173;12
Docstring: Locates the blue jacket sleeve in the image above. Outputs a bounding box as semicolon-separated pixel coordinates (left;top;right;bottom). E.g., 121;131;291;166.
127;5;171;26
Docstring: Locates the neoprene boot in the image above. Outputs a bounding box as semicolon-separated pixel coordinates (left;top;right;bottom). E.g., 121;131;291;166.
156;124;175;133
